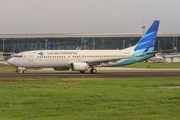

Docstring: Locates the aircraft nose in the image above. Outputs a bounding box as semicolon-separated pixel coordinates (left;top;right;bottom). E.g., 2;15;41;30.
7;58;13;65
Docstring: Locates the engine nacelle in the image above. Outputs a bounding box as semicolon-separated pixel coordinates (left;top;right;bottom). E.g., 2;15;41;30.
54;67;70;71
71;62;89;71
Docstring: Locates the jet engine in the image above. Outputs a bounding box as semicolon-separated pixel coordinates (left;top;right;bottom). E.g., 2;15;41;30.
54;67;70;71
71;62;89;71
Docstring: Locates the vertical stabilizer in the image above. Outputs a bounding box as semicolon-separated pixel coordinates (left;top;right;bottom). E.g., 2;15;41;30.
133;20;160;55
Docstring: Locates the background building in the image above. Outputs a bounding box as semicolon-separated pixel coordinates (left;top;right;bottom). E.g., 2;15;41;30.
0;33;179;53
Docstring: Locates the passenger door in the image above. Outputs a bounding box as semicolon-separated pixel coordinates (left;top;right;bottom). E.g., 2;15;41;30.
28;52;34;62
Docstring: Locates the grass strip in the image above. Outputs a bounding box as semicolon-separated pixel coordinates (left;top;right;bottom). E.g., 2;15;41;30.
0;77;180;120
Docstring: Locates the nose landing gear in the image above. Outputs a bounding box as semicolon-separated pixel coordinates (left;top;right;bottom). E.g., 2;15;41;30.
12;67;27;74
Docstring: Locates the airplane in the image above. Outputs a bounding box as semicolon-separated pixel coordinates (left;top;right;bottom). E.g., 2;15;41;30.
7;20;160;74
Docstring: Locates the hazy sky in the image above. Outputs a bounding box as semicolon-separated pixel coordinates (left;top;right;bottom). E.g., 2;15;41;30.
0;0;180;33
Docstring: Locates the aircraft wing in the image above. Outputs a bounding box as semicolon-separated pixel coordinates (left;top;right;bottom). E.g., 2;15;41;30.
86;56;133;66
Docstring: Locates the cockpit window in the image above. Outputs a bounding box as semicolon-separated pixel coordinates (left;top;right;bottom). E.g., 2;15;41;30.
14;54;23;58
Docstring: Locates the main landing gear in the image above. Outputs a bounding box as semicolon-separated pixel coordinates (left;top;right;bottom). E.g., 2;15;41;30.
79;69;97;74
90;69;97;74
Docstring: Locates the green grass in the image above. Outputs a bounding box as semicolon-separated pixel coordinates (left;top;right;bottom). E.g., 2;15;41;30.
0;78;180;120
0;66;15;70
123;62;180;68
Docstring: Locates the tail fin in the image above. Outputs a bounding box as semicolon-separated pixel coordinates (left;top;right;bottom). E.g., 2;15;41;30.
76;47;80;50
134;20;160;55
48;43;51;50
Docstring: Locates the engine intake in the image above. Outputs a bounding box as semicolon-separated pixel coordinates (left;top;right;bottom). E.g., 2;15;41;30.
71;62;89;71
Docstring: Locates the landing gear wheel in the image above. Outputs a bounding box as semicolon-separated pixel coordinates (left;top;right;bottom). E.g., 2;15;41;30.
80;71;85;73
22;70;27;74
90;69;97;74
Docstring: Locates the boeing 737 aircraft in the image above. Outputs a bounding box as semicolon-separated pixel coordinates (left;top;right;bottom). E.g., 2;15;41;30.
7;20;160;74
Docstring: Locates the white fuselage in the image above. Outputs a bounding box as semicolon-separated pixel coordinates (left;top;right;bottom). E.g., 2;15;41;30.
7;46;135;68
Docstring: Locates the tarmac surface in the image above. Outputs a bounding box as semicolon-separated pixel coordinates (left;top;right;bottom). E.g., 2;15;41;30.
0;61;180;78
0;72;180;78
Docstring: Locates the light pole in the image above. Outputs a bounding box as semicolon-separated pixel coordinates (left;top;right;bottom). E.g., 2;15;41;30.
158;40;160;51
13;44;14;53
142;17;145;35
123;40;125;49
84;39;87;50
176;37;178;52
3;39;5;53
142;26;145;35
45;39;48;50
